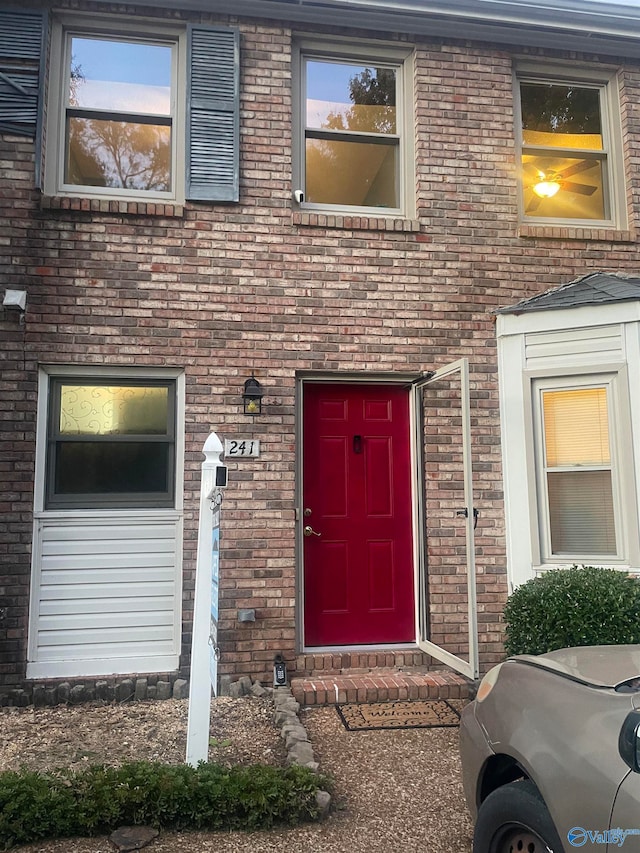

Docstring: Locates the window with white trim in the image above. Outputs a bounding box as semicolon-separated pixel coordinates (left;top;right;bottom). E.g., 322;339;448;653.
44;17;240;203
533;376;623;561
295;42;413;214
64;36;174;193
516;66;624;227
46;378;177;509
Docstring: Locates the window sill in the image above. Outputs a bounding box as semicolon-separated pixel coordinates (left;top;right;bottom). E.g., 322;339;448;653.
518;224;635;242
40;195;185;218
533;562;631;574
293;210;421;232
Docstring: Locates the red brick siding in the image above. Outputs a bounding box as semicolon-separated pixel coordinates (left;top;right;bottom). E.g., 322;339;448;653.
2;5;640;689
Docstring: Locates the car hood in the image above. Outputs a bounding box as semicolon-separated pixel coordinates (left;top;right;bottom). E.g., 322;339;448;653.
513;644;640;688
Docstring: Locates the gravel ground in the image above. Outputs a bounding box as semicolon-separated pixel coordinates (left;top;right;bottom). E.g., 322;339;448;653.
1;696;473;853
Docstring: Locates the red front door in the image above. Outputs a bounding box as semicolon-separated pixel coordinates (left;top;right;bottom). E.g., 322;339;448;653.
303;384;415;646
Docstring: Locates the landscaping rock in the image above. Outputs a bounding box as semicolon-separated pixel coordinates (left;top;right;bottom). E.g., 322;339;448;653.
173;678;189;699
155;681;171;701
116;680;135;703
316;789;332;819
238;675;253;695
32;685;46;708
69;685;87;704
109;825;159;851
229;681;244;699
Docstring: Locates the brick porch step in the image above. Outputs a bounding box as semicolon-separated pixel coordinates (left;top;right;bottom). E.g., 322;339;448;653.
291;670;470;706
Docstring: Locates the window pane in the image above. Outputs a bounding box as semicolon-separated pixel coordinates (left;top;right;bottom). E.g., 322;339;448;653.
548;470;616;554
54;442;170;494
59;385;169;435
520;83;602;147
306;138;398;207
66;118;171;191
69;37;171;115
522;154;604;220
306;61;396;134
543;388;610;467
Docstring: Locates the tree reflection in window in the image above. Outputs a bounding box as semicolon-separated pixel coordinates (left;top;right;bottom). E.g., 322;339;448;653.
64;37;172;192
304;60;400;208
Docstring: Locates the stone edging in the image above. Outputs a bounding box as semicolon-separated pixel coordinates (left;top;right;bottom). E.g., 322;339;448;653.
273;686;331;819
1;675;189;707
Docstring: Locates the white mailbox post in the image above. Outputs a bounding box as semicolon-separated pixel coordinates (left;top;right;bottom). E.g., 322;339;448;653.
186;432;225;767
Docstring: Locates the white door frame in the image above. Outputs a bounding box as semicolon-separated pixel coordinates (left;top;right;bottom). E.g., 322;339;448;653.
411;358;480;680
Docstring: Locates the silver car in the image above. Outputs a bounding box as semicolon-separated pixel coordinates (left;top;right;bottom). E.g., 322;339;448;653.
460;645;640;852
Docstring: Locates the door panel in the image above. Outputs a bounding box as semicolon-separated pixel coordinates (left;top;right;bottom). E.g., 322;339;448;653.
414;360;479;679
303;384;414;646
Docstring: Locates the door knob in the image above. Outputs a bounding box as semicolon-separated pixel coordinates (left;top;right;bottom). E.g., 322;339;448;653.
303;525;321;538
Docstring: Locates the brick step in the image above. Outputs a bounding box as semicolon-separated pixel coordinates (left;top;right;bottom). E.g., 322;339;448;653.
291;669;470;706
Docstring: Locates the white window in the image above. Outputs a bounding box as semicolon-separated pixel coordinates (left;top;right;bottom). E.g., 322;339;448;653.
516;65;625;227
295;41;413;215
46;21;183;201
533;376;624;561
28;366;185;679
46;378;177;510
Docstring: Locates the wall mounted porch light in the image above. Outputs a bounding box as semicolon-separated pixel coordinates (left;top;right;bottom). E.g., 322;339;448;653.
242;375;263;415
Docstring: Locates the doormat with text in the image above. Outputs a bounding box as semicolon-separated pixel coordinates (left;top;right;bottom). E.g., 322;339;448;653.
336;699;460;732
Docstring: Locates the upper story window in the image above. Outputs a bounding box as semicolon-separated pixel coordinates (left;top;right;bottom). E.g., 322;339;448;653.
295;41;413;215
44;16;240;204
516;66;625;228
64;36;173;193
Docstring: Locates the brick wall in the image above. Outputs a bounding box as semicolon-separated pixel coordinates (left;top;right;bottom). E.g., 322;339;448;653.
2;2;640;691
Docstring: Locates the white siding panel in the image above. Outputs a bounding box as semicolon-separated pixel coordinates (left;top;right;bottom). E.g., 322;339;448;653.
38;609;175;631
43;537;173;556
39;583;174;601
35;638;177;662
28;513;182;678
40;595;173;614
525;324;623;370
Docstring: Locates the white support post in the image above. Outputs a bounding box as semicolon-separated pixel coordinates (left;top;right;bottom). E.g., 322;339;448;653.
186;432;224;767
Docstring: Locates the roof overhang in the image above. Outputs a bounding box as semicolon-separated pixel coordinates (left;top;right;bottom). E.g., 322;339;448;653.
91;0;640;59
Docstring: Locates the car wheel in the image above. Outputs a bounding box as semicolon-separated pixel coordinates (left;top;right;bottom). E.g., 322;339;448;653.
473;779;565;853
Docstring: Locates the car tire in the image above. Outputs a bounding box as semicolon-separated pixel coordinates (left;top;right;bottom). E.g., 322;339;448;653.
473;779;565;853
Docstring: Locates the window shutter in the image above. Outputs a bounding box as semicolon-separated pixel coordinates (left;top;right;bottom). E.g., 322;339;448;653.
186;25;240;203
0;9;46;137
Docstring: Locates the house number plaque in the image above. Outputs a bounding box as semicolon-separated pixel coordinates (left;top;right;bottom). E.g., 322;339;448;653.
224;439;260;458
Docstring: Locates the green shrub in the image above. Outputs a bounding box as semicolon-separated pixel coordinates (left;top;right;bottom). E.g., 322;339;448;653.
503;565;640;656
0;761;329;850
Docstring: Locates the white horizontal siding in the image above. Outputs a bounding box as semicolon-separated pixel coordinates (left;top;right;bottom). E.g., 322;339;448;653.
27;513;182;679
525;324;623;370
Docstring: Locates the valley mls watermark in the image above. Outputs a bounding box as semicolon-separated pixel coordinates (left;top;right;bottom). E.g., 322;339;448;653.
568;827;640;848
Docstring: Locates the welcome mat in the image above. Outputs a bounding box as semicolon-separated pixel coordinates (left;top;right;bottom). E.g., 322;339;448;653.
336;700;460;732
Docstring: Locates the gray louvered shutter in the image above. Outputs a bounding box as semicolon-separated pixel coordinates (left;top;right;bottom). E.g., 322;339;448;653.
186;25;240;202
0;9;46;138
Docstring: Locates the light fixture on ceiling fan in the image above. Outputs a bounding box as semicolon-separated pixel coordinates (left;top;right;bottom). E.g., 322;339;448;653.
533;173;561;198
524;159;599;211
